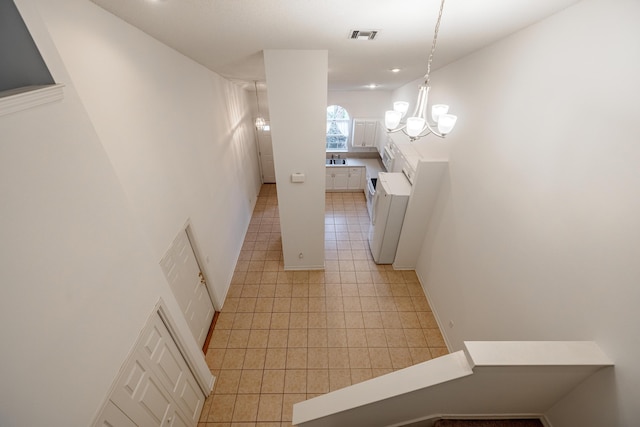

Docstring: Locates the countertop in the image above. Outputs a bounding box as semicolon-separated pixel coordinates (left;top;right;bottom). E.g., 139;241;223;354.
326;157;384;178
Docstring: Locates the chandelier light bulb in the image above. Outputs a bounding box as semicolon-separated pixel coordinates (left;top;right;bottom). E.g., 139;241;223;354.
431;104;449;122
393;101;410;118
437;114;457;135
406;117;426;137
385;110;402;130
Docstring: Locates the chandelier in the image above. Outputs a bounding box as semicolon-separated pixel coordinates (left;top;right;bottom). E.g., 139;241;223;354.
254;81;266;129
385;0;457;141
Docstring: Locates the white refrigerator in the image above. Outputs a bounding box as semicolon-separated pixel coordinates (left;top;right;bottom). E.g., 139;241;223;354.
368;172;412;264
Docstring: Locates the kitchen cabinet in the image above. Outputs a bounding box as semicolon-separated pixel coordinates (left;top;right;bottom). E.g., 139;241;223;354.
352;119;378;147
326;168;349;190
347;167;363;189
377;131;390;156
326;166;364;191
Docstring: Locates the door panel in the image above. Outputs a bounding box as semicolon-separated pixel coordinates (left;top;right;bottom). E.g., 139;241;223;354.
137;376;172;424
177;376;204;420
167;407;190;427
160;230;215;348
104;312;205;427
94;400;136;427
110;352;173;426
156;343;184;394
147;313;205;423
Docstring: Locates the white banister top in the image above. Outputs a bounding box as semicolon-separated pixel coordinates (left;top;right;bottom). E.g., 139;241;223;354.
293;350;473;426
293;341;614;427
463;341;614;368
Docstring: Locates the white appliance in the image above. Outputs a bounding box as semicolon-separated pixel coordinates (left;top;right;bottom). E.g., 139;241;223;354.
368;172;412;264
381;145;395;172
365;176;376;218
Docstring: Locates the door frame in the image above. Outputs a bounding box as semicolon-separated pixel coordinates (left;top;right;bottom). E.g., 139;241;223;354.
156;298;213;395
255;120;276;184
182;220;220;311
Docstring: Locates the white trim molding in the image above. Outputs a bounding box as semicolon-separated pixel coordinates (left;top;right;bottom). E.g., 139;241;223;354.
0;84;65;117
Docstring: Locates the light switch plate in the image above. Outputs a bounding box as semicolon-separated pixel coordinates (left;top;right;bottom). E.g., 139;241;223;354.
291;173;305;183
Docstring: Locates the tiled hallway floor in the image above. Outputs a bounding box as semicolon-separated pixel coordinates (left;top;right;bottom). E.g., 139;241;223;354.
198;184;448;426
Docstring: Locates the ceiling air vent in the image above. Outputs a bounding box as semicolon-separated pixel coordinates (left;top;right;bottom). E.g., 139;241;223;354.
349;30;378;41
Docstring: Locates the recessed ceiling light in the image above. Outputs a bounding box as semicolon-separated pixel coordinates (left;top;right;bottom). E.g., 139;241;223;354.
367;84;377;89
390;68;401;73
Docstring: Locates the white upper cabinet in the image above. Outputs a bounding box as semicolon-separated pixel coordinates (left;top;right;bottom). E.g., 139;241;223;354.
351;119;378;147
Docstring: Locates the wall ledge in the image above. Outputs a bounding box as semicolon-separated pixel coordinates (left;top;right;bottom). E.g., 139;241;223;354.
293;341;613;427
0;84;65;117
463;341;614;369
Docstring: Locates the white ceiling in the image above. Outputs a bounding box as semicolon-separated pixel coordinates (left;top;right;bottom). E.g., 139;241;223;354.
88;0;581;91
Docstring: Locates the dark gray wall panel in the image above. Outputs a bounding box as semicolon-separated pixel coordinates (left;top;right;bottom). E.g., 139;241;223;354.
0;0;54;92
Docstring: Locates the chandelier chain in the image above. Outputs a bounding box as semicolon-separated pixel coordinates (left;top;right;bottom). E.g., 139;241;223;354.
254;81;261;116
424;0;447;87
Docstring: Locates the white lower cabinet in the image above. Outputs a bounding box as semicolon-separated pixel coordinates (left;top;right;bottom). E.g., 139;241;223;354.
94;312;205;426
326;167;364;191
347;167;363;190
326;168;348;190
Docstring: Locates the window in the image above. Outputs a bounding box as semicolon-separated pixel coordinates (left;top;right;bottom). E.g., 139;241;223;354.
326;105;350;151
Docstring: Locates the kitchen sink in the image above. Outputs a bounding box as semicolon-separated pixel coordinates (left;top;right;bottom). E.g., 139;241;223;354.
326;159;347;165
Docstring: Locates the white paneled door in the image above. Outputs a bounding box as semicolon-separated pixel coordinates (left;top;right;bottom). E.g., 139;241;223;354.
160;230;215;349
258;127;276;183
94;401;136;427
96;312;205;426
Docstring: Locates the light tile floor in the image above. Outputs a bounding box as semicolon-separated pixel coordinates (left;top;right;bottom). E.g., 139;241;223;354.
198;184;448;426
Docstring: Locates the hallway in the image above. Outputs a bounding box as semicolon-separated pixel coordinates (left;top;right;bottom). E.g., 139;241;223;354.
198;184;447;426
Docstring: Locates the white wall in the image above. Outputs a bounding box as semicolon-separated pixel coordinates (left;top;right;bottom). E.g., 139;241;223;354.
259;88;390;125
264;50;327;269
411;0;640;425
34;0;262;306
0;6;184;427
327;90;390;119
0;83;171;427
0;0;261;425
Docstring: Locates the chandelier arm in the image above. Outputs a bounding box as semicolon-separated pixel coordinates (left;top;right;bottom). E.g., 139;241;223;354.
423;121;446;138
386;124;407;134
402;127;433;141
